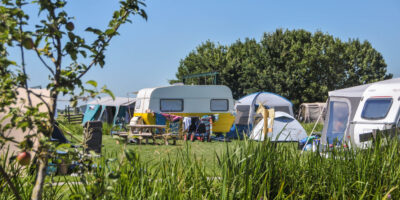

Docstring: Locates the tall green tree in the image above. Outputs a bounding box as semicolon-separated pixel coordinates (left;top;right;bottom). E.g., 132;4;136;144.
172;29;393;108
0;0;146;199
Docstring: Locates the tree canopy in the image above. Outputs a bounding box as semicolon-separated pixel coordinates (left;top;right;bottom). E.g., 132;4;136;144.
172;29;393;108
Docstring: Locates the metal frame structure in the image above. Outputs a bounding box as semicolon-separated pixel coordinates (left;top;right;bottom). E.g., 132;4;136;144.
182;72;219;85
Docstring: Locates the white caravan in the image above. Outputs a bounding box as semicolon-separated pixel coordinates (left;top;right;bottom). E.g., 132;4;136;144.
133;85;235;133
320;78;400;148
352;82;400;148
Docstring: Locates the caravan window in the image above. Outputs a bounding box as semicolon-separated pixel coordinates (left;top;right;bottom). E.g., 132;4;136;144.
326;101;349;144
210;99;228;111
160;99;183;112
361;98;392;120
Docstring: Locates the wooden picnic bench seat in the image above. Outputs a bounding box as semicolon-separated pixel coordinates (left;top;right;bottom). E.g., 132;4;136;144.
121;124;179;145
116;133;129;143
161;133;178;145
130;133;153;137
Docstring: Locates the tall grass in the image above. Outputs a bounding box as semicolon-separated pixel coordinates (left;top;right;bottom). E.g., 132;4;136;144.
0;151;65;200
67;137;400;199
2;134;400;199
57;121;115;136
301;122;323;135
102;123;113;136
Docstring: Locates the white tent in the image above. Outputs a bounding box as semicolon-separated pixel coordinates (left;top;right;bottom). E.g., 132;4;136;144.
250;111;307;142
234;92;294;130
297;102;326;123
1;88;51;157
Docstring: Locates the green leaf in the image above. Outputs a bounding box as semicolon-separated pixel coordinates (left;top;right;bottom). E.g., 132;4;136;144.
101;87;115;100
85;27;102;35
86;80;97;87
124;149;137;162
105;28;115;36
56;143;71;150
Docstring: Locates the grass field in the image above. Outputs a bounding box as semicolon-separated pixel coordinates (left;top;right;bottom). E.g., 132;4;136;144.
56;122;321;177
3;122;400;199
104;135;234;172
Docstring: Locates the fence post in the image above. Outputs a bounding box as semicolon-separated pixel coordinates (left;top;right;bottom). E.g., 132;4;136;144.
67;105;71;123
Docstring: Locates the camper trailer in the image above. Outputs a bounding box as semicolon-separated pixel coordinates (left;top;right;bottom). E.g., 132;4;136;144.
133;85;235;133
321;78;400;148
352;82;400;147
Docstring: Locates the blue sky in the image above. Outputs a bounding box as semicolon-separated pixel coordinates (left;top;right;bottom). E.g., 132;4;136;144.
13;0;400;106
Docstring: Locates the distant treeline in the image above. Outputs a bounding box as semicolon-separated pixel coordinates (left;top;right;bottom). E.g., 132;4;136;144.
171;29;392;108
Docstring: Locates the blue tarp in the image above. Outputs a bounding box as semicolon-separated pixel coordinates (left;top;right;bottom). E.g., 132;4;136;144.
82;104;100;124
114;106;126;124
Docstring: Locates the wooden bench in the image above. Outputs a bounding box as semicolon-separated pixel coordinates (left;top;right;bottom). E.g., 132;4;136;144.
162;133;177;145
128;125;169;145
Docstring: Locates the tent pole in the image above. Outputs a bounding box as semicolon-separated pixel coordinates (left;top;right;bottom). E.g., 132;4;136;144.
309;100;327;136
268;109;275;133
247;92;262;131
127;93;131;119
263;107;268;135
300;99;327;154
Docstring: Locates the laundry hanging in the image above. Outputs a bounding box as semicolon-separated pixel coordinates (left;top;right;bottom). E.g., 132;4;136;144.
161;113;183;122
183;117;191;131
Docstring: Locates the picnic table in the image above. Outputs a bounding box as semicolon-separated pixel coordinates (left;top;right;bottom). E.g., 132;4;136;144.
120;124;177;145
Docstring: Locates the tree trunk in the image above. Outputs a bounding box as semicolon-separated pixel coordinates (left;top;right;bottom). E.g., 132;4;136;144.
31;94;56;200
31;156;48;200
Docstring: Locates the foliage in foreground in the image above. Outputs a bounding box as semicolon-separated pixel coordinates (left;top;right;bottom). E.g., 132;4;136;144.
0;0;147;198
2;137;400;199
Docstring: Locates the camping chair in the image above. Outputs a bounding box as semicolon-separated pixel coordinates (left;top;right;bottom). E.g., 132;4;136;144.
110;117;128;137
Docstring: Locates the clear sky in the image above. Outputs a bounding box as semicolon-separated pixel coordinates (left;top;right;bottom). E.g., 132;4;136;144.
13;0;400;106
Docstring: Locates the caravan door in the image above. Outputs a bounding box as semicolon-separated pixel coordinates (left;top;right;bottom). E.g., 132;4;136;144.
325;98;351;145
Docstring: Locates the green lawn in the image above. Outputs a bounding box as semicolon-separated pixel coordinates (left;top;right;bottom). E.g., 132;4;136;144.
9;122;400;199
103;135;240;173
53;122;316;180
62;122;321;169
